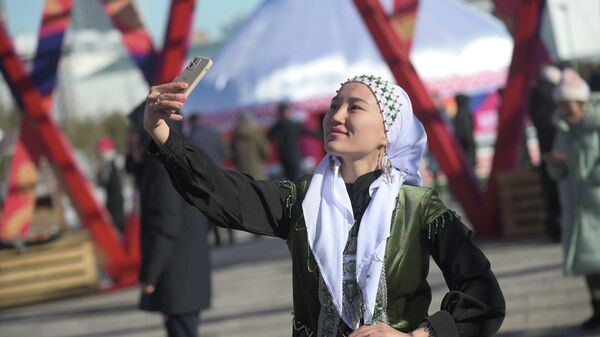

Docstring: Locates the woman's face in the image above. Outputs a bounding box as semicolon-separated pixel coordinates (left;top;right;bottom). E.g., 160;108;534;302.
323;82;388;162
558;100;587;124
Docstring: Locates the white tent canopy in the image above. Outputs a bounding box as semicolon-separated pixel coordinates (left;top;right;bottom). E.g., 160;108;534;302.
185;0;513;127
541;0;600;62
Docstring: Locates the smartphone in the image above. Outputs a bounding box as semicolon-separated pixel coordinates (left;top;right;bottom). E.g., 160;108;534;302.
174;56;213;97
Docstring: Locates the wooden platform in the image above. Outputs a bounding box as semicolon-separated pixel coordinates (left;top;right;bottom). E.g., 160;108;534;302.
497;169;546;237
0;231;98;309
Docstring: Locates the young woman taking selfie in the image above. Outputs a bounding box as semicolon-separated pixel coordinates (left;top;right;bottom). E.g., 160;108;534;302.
143;75;505;337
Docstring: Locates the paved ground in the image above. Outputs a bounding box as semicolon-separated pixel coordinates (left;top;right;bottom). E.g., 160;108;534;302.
0;233;599;337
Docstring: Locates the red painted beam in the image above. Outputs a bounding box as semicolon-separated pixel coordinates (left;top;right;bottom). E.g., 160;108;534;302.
1;0;74;240
481;0;546;237
354;0;483;227
0;22;132;279
102;0;157;84
154;0;197;85
1;120;44;239
0;0;198;287
390;0;419;53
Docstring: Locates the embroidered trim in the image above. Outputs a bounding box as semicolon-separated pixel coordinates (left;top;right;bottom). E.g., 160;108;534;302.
317;275;340;337
371;264;389;325
344;75;402;133
343;75;403;182
426;210;461;240
293;318;315;337
342;223;362;329
277;178;295;219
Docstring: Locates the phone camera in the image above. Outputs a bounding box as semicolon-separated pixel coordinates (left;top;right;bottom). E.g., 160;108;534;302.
187;58;199;70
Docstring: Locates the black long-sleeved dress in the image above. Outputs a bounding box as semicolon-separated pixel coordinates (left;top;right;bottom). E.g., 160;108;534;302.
150;130;505;337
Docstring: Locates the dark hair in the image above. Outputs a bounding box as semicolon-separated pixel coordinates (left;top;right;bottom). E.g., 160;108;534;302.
277;102;290;118
454;94;470;109
189;113;201;125
128;101;146;134
127;101;182;150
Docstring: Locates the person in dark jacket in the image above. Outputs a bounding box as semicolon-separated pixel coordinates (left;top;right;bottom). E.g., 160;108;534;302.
126;103;211;337
268;102;319;180
528;65;562;242
452;94;476;171
96;137;125;233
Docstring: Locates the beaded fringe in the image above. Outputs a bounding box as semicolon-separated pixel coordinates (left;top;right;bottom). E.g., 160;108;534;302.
278;178;295;219
427;210;461;240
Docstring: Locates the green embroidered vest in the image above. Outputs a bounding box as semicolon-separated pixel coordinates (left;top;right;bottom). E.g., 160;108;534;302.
285;176;448;337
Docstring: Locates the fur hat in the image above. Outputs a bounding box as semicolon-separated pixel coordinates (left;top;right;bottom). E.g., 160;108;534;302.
553;68;590;102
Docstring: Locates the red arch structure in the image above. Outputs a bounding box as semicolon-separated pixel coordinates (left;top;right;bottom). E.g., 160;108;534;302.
0;0;548;289
0;0;197;287
354;0;549;237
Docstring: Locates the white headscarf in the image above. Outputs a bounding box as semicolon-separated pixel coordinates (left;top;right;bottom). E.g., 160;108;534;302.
302;75;427;328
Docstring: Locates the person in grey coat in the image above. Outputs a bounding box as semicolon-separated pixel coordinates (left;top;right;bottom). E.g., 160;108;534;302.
545;69;600;330
126;103;211;337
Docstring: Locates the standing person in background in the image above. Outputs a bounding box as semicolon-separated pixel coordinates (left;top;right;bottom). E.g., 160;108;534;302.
452;94;476;171
587;64;600;92
425;94;452;190
126;103;211;337
186;112;234;245
529;65;562;242
187;113;225;166
268;102;319;180
231;111;271;180
545;69;600;331
96;137;125;234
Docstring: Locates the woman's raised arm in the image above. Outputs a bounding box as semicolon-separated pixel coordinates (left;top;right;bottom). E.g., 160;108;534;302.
143;82;292;239
143;82;188;146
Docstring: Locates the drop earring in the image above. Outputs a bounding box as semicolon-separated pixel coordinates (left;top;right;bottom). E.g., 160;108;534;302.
379;149;392;182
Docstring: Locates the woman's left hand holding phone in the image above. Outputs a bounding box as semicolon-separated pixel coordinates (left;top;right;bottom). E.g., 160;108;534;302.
144;82;189;147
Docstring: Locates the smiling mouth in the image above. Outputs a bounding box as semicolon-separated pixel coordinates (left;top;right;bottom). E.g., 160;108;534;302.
328;129;347;136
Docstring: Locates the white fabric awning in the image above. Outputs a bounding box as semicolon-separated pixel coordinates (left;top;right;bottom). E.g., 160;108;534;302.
184;0;513;129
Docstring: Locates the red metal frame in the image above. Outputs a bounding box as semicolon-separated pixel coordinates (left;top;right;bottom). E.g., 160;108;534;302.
354;0;484;227
0;23;131;280
481;0;547;237
155;0;196;85
0;0;197;287
354;0;546;237
102;0;158;84
1;0;74;240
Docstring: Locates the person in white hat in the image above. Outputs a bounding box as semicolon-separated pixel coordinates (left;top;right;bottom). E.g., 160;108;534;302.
545;68;600;330
143;75;505;337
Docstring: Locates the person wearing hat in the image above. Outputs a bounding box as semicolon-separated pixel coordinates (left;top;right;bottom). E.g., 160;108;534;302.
96;137;125;234
545;68;600;330
143;76;505;337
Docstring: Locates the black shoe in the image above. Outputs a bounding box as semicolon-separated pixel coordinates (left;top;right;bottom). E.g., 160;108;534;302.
581;315;600;331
